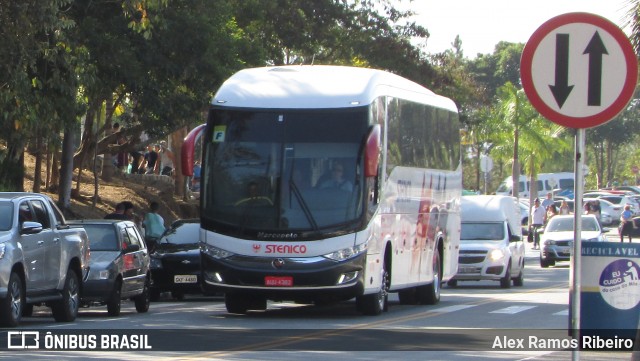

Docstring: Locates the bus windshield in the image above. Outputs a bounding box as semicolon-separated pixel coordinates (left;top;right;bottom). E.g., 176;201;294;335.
202;108;369;238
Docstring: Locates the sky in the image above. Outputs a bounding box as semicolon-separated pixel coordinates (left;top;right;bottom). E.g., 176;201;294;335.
403;0;632;57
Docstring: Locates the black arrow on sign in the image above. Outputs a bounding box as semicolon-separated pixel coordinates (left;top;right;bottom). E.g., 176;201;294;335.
549;33;573;108
583;31;608;106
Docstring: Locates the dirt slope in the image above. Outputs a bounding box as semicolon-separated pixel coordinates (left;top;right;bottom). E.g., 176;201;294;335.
23;154;198;224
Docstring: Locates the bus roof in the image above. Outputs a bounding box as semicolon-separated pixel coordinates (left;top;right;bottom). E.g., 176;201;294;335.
212;65;458;111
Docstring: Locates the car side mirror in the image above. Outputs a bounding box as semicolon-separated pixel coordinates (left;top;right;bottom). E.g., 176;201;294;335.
21;221;43;235
123;244;141;253
509;235;522;243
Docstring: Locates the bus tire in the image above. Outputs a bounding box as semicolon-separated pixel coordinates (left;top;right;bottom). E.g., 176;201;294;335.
225;292;250;314
356;261;389;315
417;249;441;305
398;288;417;305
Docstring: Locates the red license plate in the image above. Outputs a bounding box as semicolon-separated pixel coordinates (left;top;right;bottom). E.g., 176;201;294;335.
265;276;293;287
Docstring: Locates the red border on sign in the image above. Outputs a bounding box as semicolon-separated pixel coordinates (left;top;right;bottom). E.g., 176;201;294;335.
521;12;638;129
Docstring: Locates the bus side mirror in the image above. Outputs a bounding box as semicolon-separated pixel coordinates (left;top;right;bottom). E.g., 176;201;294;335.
365;125;380;178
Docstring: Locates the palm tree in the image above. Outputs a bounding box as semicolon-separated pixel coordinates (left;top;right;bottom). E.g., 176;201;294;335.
489;82;571;202
625;0;640;55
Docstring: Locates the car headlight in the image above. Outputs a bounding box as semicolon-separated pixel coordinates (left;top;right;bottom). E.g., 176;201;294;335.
201;243;235;259
544;240;556;246
489;249;504;261
323;242;368;261
88;268;110;280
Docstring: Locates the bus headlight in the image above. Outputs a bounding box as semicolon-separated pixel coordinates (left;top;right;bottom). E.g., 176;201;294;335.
323;242;367;262
201;243;235;259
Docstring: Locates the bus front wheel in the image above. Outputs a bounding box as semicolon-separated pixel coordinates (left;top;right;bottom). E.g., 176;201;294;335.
356;261;389;316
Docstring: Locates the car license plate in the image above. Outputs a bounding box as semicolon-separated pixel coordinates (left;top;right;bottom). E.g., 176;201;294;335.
265;276;293;287
459;267;475;274
174;275;197;284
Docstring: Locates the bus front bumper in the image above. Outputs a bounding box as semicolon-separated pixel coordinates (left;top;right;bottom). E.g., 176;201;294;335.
200;251;366;301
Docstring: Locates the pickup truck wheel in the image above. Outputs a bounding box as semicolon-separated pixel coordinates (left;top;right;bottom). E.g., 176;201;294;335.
107;281;122;316
0;272;23;327
134;278;150;313
52;270;79;322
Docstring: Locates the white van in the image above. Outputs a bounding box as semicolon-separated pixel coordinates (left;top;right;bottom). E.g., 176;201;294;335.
495;172;574;198
449;195;525;288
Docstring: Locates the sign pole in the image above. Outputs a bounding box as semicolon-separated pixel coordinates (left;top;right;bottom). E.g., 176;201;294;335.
571;128;585;360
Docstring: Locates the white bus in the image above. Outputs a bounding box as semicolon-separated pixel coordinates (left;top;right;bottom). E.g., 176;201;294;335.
495;172;575;198
194;65;462;315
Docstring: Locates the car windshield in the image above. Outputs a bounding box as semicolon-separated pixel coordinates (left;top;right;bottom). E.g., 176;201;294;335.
83;224;119;251
0;203;12;231
159;223;200;245
460;222;504;241
546;217;599;232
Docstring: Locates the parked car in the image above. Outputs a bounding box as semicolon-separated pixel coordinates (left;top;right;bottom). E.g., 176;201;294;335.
150;219;203;300
68;219;151;316
597;195;640;216
0;193;90;327
608;185;640;194
449;195;525;288
539;214;607;268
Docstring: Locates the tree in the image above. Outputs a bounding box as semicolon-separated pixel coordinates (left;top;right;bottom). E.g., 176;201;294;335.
0;0;78;191
488;82;571;200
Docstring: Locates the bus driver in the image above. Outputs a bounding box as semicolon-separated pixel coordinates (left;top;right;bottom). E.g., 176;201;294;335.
319;162;353;192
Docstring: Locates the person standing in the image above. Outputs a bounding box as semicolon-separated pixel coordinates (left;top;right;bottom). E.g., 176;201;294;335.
139;144;159;174
158;141;175;176
590;200;602;226
559;200;571;215
619;204;634;243
541;192;554;209
530;198;546;250
143;201;165;247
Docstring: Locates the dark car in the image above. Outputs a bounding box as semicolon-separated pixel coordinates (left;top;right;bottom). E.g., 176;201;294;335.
68;219;151;316
149;219;203;300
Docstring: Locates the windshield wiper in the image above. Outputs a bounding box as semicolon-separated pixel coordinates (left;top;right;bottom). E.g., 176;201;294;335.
290;180;318;230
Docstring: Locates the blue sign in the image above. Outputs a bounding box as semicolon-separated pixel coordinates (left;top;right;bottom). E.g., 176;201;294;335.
580;242;640;338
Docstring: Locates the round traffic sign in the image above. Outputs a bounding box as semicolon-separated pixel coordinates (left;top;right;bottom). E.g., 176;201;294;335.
480;155;493;173
521;12;637;128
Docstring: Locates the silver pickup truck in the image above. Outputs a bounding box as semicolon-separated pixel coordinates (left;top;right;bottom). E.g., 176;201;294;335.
0;193;90;327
